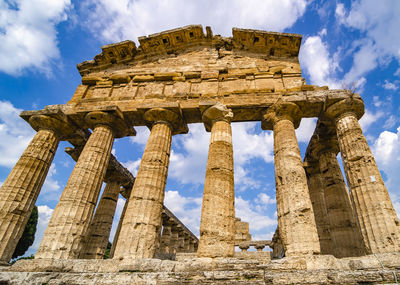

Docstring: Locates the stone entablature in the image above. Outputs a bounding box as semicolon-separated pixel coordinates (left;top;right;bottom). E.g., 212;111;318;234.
77;25;302;75
0;26;399;270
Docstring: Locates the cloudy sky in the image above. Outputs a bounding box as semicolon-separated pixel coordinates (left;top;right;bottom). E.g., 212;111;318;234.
0;0;399;256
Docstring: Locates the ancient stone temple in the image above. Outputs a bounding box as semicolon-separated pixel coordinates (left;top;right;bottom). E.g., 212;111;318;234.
0;25;399;284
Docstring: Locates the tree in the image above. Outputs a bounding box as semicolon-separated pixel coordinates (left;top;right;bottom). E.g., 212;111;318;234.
12;206;38;259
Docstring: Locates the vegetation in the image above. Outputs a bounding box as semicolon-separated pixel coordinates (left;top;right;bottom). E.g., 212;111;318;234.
12;206;38;259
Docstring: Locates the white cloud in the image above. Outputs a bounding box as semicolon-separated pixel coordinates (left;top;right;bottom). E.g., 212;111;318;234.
235;196;277;232
164;190;202;236
0;0;72;75
40;163;62;201
129;126;150;146
80;0;307;43
359;109;384;131
299;35;340;88
0;101;35;168
337;1;400;83
295;118;317;143
25;205;53;256
382;80;398;91
384;115;397;129
372;126;400;218
122;158;141;176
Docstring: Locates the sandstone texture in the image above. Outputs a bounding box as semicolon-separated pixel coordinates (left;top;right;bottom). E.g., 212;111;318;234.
0;25;399;284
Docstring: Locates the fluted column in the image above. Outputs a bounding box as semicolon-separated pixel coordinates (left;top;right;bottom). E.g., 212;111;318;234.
326;99;400;253
0;114;69;262
262;102;320;256
319;147;365;257
113;108;186;260
159;223;172;254
169;226;180;254
36;111;121;259
110;196;129;258
305;161;334;255
197;103;235;258
80;181;120;259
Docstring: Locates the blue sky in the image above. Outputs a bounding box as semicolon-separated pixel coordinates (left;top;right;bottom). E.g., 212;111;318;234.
0;0;399;256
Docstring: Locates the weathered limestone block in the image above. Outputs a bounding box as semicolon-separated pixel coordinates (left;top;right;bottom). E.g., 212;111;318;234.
197;103;235;258
36;112;117;259
80;181;120;259
0;115;68;262
191;81;218;96
305;162;334;255
319;148;365;257
326;99;400;253
262;102;320;256
136;82;164;98
164;82;190;97
234;218;252;243
113;108;186;259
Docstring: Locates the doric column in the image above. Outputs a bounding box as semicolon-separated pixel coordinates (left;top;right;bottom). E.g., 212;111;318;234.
183;234;191;252
197;103;235;258
304;161;334;255
326;99;400;253
188;240;196;252
113;108;187;260
262;102;320;256
80;181;120;259
169;226;180;254
110;195;129;258
317;138;365;257
0;114;70;262
36;111;130;259
159;223;172;254
177;233;185;253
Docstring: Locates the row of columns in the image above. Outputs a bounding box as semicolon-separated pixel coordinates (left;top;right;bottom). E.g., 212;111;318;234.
0;99;398;263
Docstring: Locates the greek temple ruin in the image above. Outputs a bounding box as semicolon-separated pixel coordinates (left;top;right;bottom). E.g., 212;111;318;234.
0;25;399;284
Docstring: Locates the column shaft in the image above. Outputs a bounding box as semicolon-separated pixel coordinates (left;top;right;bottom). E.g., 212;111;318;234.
0;129;59;262
306;165;334;255
110;197;129;258
80;181;120;259
319;151;365;257
273;119;320;256
159;225;172;254
335;113;400;253
169;228;179;254
197;120;235;257
113;123;172;259
36;125;114;259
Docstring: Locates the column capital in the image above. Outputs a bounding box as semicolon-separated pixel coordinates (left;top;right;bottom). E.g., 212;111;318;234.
261;102;302;130
201;103;233;132
85;111;135;138
325;98;364;122
144;108;188;135
29;114;78;139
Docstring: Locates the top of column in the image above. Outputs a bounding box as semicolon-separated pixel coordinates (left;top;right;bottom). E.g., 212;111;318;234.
200;102;233;132
144;107;188;135
261;102;302;130
325;98;365;122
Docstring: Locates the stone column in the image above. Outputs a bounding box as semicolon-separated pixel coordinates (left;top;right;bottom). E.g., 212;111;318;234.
188;240;196;252
197;103;235;258
326;99;400;253
169;226;180;254
262;102;320;256
113;108;186;260
304;161;334;255
183;234;191;252
159;223;172;254
177;233;185;253
318;140;365;257
36;111;119;259
110;196;129;258
80;181;120;259
0;115;68;262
